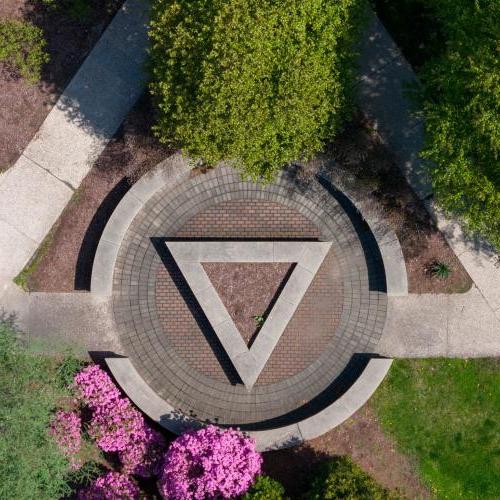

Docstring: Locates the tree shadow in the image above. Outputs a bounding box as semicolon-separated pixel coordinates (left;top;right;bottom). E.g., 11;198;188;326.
263;443;332;499
21;0;122;96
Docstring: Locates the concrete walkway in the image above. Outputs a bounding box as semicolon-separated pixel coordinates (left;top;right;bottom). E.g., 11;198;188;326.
0;9;498;358
377;288;500;358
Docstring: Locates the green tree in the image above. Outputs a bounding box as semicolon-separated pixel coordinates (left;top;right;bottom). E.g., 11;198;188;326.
419;0;500;249
149;0;366;181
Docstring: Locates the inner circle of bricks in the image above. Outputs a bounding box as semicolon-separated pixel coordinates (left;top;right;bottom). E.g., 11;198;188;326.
113;167;387;426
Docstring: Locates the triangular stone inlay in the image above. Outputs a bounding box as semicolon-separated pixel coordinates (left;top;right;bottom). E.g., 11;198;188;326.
166;241;332;389
202;262;294;346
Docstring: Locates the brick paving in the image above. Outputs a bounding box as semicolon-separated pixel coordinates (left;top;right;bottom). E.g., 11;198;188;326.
113;167;387;426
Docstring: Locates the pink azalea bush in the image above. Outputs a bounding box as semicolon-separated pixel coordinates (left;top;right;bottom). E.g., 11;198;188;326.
73;364;166;477
77;472;139;500
49;410;82;469
119;426;166;477
157;425;262;500
74;364;121;410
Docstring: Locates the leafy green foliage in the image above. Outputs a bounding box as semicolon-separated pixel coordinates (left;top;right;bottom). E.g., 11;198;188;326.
377;0;500;250
0;19;49;83
149;0;367;181
244;475;286;499
372;359;500;499
0;321;71;499
55;353;86;388
305;456;397;499
420;0;500;250
430;261;451;279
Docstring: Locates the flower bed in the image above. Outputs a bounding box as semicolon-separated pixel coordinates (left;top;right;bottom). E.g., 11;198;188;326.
48;363;263;498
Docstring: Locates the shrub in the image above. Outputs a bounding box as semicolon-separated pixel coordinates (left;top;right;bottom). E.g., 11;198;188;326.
417;0;500;250
77;471;140;500
305;457;396;500
0;19;49;83
157;425;262;499
149;0;367;181
244;475;286;499
50;410;83;469
74;364;166;476
0;321;71;499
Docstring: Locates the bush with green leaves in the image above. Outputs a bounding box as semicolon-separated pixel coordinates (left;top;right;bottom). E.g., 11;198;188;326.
244;475;286;499
149;0;366;181
418;0;500;250
0;19;49;83
305;457;397;500
0;321;71;499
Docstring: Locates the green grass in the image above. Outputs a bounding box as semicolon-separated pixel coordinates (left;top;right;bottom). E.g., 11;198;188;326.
372;359;500;499
0;321;85;499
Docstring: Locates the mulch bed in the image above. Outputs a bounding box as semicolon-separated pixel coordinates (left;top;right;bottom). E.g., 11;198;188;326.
327;113;472;294
26;95;171;291
0;0;122;170
26;109;471;294
203;262;293;345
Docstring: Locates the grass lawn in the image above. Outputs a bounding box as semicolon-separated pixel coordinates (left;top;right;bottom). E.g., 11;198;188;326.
0;321;88;499
372;359;500;499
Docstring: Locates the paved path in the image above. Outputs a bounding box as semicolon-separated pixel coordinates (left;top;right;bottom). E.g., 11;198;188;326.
377;288;500;358
0;0;150;289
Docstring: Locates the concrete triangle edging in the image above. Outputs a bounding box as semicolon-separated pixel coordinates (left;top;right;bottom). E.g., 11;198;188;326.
167;241;332;389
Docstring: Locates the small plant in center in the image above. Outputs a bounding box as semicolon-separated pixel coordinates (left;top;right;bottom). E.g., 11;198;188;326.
253;315;265;329
430;261;451;279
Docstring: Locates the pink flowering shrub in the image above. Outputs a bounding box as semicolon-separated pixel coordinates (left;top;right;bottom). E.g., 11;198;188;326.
74;364;121;410
73;364;166;476
119;426;166;478
157;425;262;500
77;472;139;500
88;398;145;453
50;410;82;469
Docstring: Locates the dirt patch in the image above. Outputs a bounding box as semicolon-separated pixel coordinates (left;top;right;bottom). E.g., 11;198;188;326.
202;262;293;345
0;0;121;170
264;404;429;499
326;113;472;294
26;95;170;291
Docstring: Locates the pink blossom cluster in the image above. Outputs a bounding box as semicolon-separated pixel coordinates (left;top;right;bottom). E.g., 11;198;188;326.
74;364;121;409
49;410;82;469
74;364;166;477
77;472;139;500
157;425;262;499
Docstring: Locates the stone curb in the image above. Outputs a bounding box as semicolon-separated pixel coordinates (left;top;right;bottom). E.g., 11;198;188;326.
90;154;192;295
318;172;408;297
106;356;392;451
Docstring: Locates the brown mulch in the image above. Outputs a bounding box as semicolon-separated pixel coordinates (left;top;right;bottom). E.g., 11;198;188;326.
202;262;293;345
327;113;473;294
264;404;429;499
0;0;121;170
27;95;171;291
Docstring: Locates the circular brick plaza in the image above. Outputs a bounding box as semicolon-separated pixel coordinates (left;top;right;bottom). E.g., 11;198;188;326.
111;160;388;429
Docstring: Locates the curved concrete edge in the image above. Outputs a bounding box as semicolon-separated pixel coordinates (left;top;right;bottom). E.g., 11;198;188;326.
318;172;408;297
90;153;192;296
106;356;392;451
